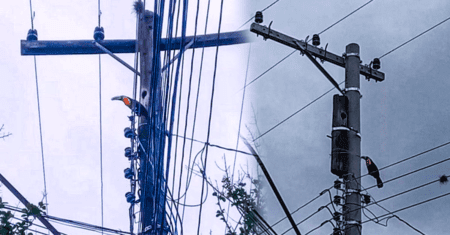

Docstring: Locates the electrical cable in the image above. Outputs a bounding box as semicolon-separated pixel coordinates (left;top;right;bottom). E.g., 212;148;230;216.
97;0;104;233
359;140;450;180
196;2;225;227
317;0;373;36
29;0;49;218
237;0;281;30
379;15;450;59
265;186;333;232
302;219;334;235
346;175;426;234
346;175;448;216
98;52;104;235
175;0;202;228
181;0;211;223
254;81;344;141
241;50;296;91
171;133;253;156
241;0;374;91
365;156;450;190
225;42;253;233
278;202;334;235
362;191;450;225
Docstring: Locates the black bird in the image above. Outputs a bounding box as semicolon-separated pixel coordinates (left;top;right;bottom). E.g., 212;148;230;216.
112;95;148;118
362;156;383;188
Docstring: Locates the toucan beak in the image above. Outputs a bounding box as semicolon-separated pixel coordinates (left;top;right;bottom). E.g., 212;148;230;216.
111;95;124;101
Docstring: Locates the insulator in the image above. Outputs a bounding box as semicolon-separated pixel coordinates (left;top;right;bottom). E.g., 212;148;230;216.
124;147;132;158
255;11;263;24
333;228;342;235
124;127;135;138
124;168;134;179
362;194;371;204
125;192;135;203
333;212;342;222
333;195;342;205
312;34;320;46
333;180;342;189
27;29;38;41
372;58;381;70
94;26;105;41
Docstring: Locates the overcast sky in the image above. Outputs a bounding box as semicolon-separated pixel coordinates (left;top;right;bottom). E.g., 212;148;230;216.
1;0;450;235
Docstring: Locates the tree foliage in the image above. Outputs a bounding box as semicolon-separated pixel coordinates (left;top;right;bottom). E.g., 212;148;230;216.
210;161;264;235
0;197;46;235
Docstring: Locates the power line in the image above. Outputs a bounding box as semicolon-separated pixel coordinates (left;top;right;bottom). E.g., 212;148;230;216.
241;50;296;91
367;175;447;209
225;42;253;233
350;175;425;234
359;140;450;180
28;1;49;217
98;52;104;235
362;191;450;225
181;0;211;224
262;186;333;234
254;82;344;141
97;1;104;234
241;0;374;91
237;0;281;30
317;0;373;35
379;15;450;59
365;156;450;190
29;0;34;30
197;0;224;232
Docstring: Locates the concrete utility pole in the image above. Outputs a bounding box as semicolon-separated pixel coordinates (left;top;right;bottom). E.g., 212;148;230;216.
344;43;362;235
250;22;384;235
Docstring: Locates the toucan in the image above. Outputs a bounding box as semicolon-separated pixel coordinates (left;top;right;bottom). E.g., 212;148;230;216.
362;156;383;188
112;95;148;118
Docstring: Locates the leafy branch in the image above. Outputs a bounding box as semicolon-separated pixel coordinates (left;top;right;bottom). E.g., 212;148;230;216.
0;197;46;235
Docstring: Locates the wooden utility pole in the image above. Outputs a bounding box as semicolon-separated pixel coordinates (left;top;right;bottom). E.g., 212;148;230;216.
250;22;384;235
20;6;252;234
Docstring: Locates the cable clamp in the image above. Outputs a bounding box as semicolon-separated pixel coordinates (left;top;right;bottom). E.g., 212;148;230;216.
345;220;361;226
143;225;152;232
344;87;360;93
346;189;361;194
332;127;350;131
345;52;360;58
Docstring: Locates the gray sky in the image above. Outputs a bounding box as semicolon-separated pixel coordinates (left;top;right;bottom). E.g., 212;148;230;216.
1;0;450;235
248;0;450;235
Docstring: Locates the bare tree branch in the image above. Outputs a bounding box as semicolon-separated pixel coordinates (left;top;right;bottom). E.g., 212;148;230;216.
0;124;12;140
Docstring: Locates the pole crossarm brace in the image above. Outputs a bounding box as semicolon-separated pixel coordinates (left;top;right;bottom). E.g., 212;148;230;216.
93;41;141;76
250;23;385;82
294;41;344;94
21;30;253;56
0;173;61;235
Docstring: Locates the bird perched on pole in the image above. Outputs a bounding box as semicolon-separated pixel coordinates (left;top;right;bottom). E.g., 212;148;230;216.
112;95;148;118
362;156;383;188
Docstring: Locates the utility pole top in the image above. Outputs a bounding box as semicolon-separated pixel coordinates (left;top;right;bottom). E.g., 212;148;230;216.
250;23;385;82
